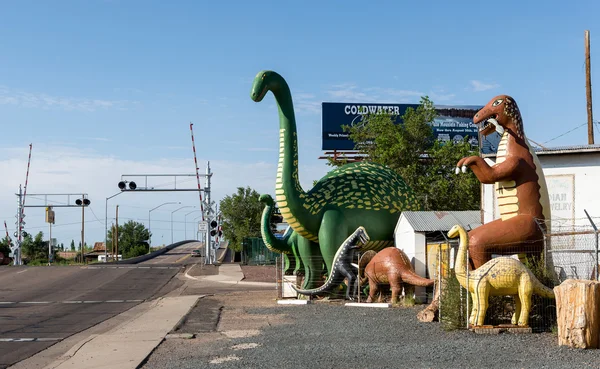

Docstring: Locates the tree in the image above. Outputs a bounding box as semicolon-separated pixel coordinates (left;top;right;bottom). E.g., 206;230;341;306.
70;239;75;251
107;220;150;259
334;96;480;210
219;186;264;252
0;236;11;258
21;231;47;261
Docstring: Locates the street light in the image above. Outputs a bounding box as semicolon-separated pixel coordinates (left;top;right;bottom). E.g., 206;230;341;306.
171;206;194;244
149;201;181;253
184;210;202;240
105;192;123;262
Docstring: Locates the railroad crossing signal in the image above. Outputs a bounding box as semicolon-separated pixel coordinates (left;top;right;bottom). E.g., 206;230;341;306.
118;181;137;190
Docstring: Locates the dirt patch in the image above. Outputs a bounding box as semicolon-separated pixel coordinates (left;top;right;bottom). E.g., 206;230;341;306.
239;265;277;283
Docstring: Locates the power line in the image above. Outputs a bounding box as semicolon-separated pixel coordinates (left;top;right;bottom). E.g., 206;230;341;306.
542;122;588;145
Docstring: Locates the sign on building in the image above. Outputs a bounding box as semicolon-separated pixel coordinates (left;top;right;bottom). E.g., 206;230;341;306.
321;102;500;154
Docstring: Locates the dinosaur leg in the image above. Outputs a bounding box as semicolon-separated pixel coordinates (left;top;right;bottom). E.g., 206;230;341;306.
474;284;490;326
468;215;544;269
517;277;534;326
318;210;349;276
297;236;324;289
512;296;522;325
367;278;379;303
389;277;402;305
283;254;294;275
341;265;357;301
469;292;478;326
291;244;304;276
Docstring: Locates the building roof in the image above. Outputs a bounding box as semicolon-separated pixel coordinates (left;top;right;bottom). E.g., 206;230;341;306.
400;211;482;232
483;144;600;158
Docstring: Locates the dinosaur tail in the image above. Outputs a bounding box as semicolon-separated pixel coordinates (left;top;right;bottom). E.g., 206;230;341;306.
533;277;555;299
401;269;435;287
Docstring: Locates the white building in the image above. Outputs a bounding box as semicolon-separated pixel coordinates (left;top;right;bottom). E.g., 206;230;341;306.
394;210;482;302
481;144;600;281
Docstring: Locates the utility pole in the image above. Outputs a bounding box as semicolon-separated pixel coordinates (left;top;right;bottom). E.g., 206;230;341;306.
585;30;594;144
115;205;119;261
81;194;85;263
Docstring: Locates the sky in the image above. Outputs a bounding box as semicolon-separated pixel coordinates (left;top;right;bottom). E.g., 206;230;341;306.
0;0;598;252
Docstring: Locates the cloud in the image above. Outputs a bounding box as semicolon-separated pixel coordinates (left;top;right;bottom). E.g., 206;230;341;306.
470;80;500;92
0;145;327;249
0;86;139;112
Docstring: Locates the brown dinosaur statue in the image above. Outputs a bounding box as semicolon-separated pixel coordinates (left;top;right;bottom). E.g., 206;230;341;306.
359;247;434;304
456;95;551;269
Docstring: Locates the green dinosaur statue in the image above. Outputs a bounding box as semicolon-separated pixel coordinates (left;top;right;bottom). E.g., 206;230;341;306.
259;194;308;276
250;70;421;289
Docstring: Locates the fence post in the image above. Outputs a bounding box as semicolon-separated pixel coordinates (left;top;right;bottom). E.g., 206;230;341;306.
535;218;548;270
584;209;599;281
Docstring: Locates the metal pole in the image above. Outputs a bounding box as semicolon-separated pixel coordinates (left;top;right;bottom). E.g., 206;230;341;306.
105;197;108;262
584;209;599;281
81;195;85;263
148;210;151;254
115;205;119;261
48;215;52;266
466;248;470;329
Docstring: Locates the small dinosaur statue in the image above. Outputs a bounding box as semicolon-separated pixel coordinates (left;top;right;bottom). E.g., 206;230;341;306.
359;247;434;304
259;194;305;276
292;226;370;300
448;224;555;327
455;95;551;269
251;70;420;290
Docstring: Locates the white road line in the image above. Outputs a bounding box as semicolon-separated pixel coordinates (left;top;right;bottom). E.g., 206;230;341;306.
0;302;16;305
83;301;102;304
105;300;124;303
16;269;28;274
62;301;83;304
0;337;61;342
21;301;51;304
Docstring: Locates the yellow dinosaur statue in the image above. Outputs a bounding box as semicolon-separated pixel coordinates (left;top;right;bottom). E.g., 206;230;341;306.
447;224;555;327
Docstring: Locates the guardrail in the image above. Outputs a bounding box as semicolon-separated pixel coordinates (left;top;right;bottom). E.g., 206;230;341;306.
105;240;199;265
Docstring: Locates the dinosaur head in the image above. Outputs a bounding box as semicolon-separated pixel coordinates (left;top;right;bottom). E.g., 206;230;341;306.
447;224;462;239
259;194;275;206
473;95;523;138
250;70;281;102
349;226;370;250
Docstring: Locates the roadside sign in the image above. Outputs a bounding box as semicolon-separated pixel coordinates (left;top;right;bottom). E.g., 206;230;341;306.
198;222;208;232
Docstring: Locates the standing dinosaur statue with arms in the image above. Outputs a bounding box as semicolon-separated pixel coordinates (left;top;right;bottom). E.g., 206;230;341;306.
250;70;420;290
455;95;551;269
292;226;370;300
448;224;555;327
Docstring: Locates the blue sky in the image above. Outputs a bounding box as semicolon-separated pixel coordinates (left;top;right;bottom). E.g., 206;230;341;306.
0;0;597;250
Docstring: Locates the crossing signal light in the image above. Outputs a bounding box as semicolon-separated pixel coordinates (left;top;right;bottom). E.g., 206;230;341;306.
75;198;91;206
118;181;137;190
210;219;218;236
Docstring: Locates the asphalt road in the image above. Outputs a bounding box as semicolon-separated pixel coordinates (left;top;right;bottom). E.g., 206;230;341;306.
0;241;200;369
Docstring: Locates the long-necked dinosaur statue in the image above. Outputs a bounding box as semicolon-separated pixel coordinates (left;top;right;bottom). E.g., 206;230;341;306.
455;95;551;269
250;70;420;289
259;194;308;277
359;247;434;304
292;226;370;300
448;224;555;327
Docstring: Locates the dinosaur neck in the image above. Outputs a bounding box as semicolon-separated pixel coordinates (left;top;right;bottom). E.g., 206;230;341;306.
270;75;313;237
454;227;469;287
260;202;291;254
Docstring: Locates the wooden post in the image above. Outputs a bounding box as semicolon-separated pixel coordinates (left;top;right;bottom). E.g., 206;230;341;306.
554;279;600;349
585;30;594;145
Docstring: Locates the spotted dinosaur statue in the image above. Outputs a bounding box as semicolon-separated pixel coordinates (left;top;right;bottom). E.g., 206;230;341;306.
455;95;551;269
259;194;309;277
250;70;420;289
292;226;370;300
448;224;555;327
359;247;434;304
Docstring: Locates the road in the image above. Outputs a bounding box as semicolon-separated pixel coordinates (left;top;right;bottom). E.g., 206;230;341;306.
0;241;200;369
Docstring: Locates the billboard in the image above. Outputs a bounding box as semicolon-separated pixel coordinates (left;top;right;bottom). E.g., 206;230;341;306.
321;102;500;154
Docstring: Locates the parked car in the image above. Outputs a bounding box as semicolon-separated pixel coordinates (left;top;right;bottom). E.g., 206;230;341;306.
191;249;203;257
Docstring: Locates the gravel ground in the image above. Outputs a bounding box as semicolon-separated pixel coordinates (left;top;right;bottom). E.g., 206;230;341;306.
142;290;600;369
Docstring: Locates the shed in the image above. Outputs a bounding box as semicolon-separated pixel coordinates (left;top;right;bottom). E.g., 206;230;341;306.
394;211;482;302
